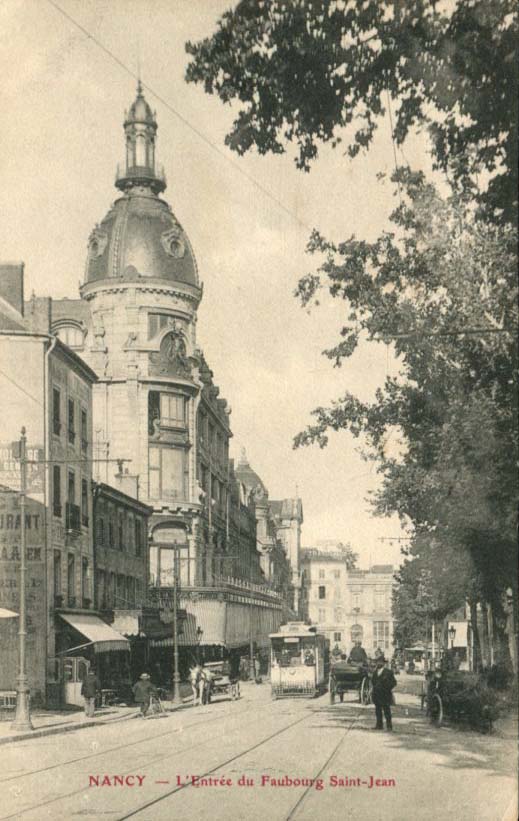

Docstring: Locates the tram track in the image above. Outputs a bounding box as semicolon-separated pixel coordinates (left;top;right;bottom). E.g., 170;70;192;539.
115;710;315;820
0;699;268;785
0;699;300;820
285;714;360;820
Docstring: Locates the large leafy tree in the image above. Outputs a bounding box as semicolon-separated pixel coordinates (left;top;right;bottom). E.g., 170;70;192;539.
293;171;517;663
186;0;518;221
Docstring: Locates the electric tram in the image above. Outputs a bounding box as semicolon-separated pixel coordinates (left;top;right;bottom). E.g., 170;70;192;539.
269;622;328;698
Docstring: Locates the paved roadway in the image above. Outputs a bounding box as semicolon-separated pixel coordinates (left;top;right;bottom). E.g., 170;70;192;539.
0;682;516;821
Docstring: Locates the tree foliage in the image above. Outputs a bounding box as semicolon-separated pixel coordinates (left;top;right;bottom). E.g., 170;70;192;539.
293;170;517;654
186;0;518;221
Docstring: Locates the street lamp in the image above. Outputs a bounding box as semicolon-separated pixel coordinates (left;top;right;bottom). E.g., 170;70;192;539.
196;626;203;664
11;428;33;732
448;625;456;649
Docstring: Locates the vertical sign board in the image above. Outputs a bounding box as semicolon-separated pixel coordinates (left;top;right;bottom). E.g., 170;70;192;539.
0;491;46;702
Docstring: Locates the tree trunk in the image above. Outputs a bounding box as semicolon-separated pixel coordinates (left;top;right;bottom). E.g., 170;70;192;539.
468;599;480;672
479;601;491;668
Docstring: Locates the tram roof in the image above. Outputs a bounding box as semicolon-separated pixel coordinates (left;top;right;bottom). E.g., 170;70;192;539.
269;622;323;639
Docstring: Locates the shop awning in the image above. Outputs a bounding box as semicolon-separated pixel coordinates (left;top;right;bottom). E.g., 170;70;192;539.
59;613;129;653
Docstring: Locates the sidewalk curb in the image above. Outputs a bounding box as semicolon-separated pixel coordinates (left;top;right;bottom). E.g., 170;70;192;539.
0;699;192;745
0;709;139;746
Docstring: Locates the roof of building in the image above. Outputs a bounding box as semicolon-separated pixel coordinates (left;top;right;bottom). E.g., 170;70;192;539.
234;449;267;495
370;564;394;575
51;299;90;325
84;85;199;290
269;498;303;521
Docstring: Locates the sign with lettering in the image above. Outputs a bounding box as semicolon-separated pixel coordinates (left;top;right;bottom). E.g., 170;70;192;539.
0;442;44;494
0;491;46;697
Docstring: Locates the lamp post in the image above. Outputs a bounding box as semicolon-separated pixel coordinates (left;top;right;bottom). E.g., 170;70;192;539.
196;626;203;664
448;625;456;650
171;546;181;705
11;428;33;732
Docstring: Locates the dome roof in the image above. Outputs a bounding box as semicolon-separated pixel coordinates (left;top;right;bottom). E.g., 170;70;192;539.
234;449;268;497
125;81;156;126
85;189;199;287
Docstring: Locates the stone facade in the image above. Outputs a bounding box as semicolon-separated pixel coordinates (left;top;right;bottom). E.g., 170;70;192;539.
49;84;287;653
300;549;395;657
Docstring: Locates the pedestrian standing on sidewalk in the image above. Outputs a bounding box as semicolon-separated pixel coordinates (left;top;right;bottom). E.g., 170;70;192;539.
132;673;157;717
81;667;100;718
372;655;397;731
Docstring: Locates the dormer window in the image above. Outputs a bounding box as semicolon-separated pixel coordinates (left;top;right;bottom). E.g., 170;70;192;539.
54;323;85;350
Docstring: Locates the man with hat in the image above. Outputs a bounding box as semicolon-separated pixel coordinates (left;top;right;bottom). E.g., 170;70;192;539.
371;655;397;731
132;673;158;717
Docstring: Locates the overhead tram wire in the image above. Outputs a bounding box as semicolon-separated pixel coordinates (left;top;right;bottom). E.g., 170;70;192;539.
45;0;314;236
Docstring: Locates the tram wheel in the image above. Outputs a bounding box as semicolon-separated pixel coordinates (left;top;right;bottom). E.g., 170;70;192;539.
429;693;443;727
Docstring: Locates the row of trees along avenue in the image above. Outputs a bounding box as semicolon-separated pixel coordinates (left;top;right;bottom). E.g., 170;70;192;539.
185;0;518;672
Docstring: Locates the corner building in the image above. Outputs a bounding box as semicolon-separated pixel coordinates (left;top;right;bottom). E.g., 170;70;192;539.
55;85;284;659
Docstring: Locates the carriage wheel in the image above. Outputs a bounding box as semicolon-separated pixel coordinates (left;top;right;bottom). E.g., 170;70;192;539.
429;693;443;727
360;677;372;705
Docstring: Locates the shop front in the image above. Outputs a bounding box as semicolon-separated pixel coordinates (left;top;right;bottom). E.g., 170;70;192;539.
55;612;130;706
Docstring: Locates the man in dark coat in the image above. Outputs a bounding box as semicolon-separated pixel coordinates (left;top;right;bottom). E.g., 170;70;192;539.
81;667;100;718
348;641;368;665
371;656;397;731
132;673;157;717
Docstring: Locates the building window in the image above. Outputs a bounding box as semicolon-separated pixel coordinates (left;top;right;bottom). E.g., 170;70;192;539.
118;513;124;550
373;621;390;651
352;591;361;612
334;632;342;643
97;517;105;545
52;388;61;435
81;479;89;526
81;409;88;452
334;569;341;579
318;569;325;579
334;608;344;623
53;551;61;601
53;465;61;517
82;557;90;606
149;445;187;500
135;519;143;557
110;572;116;607
335;587;342;599
160;394;186;427
56;325;84;348
67;554;75;606
318;609;326;622
318;585;326;600
108;519;114;548
68;399;75;444
68;470;75;502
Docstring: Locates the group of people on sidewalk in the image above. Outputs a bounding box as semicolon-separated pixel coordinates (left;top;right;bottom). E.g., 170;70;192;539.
80;669;158;718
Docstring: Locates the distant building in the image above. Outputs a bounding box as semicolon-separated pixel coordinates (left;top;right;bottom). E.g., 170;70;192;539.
300;548;394;656
234;449;303;615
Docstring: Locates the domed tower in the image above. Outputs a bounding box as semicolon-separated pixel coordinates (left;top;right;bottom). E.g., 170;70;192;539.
78;83;205;583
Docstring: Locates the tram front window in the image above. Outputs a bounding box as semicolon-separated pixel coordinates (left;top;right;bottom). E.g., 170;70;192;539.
272;638;301;667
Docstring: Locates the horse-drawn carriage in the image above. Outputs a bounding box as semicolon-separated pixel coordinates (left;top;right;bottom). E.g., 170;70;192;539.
189;661;240;705
421;669;498;732
329;659;372;705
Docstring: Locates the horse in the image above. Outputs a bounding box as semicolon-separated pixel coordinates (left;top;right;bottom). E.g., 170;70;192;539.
189;665;205;706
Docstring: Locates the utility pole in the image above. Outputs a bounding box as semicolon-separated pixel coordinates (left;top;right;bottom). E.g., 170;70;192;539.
11;428;33;732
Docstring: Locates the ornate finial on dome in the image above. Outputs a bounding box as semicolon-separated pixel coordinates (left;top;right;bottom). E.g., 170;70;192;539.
115;82;166;194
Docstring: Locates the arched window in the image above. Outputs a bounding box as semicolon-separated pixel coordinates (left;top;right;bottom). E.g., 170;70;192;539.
55;325;84;349
135;133;146;166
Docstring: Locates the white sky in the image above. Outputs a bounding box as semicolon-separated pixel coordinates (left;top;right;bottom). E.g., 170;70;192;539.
0;0;435;568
